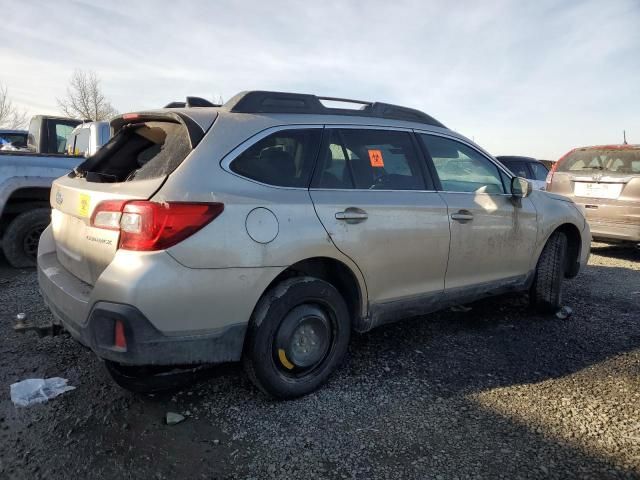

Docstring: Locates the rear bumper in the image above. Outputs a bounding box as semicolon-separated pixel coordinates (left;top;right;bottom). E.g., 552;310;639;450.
589;221;640;243
40;290;245;366
37;226;282;366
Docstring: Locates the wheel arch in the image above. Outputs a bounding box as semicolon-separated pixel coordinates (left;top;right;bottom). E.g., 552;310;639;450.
260;256;367;331
544;222;582;278
0;181;52;232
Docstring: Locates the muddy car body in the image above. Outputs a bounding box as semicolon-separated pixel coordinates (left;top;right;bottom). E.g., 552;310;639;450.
547;144;640;244
38;91;590;398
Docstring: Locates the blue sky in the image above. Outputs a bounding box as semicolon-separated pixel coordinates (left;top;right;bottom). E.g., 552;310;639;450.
0;0;638;159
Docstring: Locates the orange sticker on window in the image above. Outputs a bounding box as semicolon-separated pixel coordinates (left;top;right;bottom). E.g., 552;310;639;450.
368;149;384;167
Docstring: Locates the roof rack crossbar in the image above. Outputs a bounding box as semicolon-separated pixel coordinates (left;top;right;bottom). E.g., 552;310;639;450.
224;91;445;128
316;96;372;106
164;97;222;109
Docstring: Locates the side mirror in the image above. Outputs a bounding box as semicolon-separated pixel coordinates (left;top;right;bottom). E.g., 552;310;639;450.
511;176;532;198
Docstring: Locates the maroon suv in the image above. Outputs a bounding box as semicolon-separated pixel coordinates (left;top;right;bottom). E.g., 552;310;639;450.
547;144;640;244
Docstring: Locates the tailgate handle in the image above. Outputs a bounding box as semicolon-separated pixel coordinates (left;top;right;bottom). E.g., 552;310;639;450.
335;208;368;224
451;210;474;222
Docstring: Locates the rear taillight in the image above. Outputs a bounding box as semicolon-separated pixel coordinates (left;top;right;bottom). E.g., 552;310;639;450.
91;201;224;251
545;162;557;189
547;150;573;189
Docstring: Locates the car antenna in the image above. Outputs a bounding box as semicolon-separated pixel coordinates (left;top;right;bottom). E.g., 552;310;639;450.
623;130;627;145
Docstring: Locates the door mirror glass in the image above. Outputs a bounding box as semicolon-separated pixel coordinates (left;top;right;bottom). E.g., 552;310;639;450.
511;176;531;198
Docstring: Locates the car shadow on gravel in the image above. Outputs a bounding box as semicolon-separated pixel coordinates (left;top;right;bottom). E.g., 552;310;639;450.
590;243;639;262
1;260;639;478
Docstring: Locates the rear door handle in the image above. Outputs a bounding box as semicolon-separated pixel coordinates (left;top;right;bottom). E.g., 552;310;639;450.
450;210;474;222
335;207;368;224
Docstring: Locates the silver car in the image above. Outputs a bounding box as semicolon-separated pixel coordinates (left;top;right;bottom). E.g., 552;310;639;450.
38;91;590;398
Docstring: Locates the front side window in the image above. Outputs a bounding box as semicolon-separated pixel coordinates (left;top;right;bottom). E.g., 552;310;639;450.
314;129;426;190
420;134;505;194
529;162;548;180
501;159;529;179
230;129;322;187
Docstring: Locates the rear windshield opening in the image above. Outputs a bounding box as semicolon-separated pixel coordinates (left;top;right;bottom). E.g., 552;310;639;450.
558;149;640;174
75;121;192;183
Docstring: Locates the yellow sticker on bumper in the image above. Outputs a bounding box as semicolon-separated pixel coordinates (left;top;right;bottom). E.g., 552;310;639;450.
278;349;294;370
78;193;90;217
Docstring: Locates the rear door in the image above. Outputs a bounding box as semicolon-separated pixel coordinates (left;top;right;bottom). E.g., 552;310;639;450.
418;133;538;291
50;113;214;284
309;127;450;306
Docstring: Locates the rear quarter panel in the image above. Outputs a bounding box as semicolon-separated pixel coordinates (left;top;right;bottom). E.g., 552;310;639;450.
155;115;369;316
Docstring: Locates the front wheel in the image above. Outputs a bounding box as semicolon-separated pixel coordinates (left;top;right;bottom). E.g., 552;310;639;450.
243;277;351;399
530;231;568;312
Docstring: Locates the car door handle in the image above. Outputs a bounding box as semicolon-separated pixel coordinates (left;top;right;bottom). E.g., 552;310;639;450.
450;210;474;222
335;208;368;223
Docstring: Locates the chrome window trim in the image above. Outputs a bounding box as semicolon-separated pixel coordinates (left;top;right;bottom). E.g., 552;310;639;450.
413;129;516;196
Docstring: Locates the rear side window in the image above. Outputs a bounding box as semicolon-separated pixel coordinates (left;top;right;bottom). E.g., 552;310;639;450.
314;129;426;190
76;120;192;183
230;129;322;187
420;134;505;194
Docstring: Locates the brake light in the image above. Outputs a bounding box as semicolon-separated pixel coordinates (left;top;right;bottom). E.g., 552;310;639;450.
545;161;558;188
547;150;573;189
122;113;141;120
91;200;224;251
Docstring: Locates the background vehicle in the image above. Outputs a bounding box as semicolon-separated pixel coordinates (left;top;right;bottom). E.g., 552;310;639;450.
0;129;28;150
38;91;589;398
546;144;640;244
66;121;111;157
0;115;84;267
496;155;549;190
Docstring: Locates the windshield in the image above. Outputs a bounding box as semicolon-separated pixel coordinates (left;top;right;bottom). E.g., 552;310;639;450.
558;149;640;174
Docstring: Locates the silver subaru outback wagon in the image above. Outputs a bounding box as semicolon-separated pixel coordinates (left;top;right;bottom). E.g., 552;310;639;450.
38;91;590;398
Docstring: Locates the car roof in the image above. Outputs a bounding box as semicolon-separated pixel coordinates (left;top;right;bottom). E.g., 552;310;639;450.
573;144;640;151
496;155;539;162
0;129;27;134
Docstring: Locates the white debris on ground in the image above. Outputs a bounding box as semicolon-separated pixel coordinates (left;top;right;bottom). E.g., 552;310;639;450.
10;377;76;407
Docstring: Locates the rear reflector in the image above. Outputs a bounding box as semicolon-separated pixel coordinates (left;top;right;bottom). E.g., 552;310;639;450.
114;320;127;350
91;200;224;251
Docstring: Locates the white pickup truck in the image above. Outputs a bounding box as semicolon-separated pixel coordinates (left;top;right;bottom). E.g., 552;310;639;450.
0;116;109;267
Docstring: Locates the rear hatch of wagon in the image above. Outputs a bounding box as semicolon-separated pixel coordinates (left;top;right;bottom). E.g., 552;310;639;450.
548;147;640;225
50;110;216;285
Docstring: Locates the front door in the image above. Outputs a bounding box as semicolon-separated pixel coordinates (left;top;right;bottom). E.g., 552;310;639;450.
309;128;451;306
418;133;538;291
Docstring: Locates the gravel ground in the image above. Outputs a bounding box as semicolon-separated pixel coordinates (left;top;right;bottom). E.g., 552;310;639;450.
0;243;639;479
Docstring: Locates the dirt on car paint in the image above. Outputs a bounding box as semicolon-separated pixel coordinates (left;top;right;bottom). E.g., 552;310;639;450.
0;244;639;479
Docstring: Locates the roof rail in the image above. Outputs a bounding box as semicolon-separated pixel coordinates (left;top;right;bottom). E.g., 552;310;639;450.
223;91;446;128
164;96;222;109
